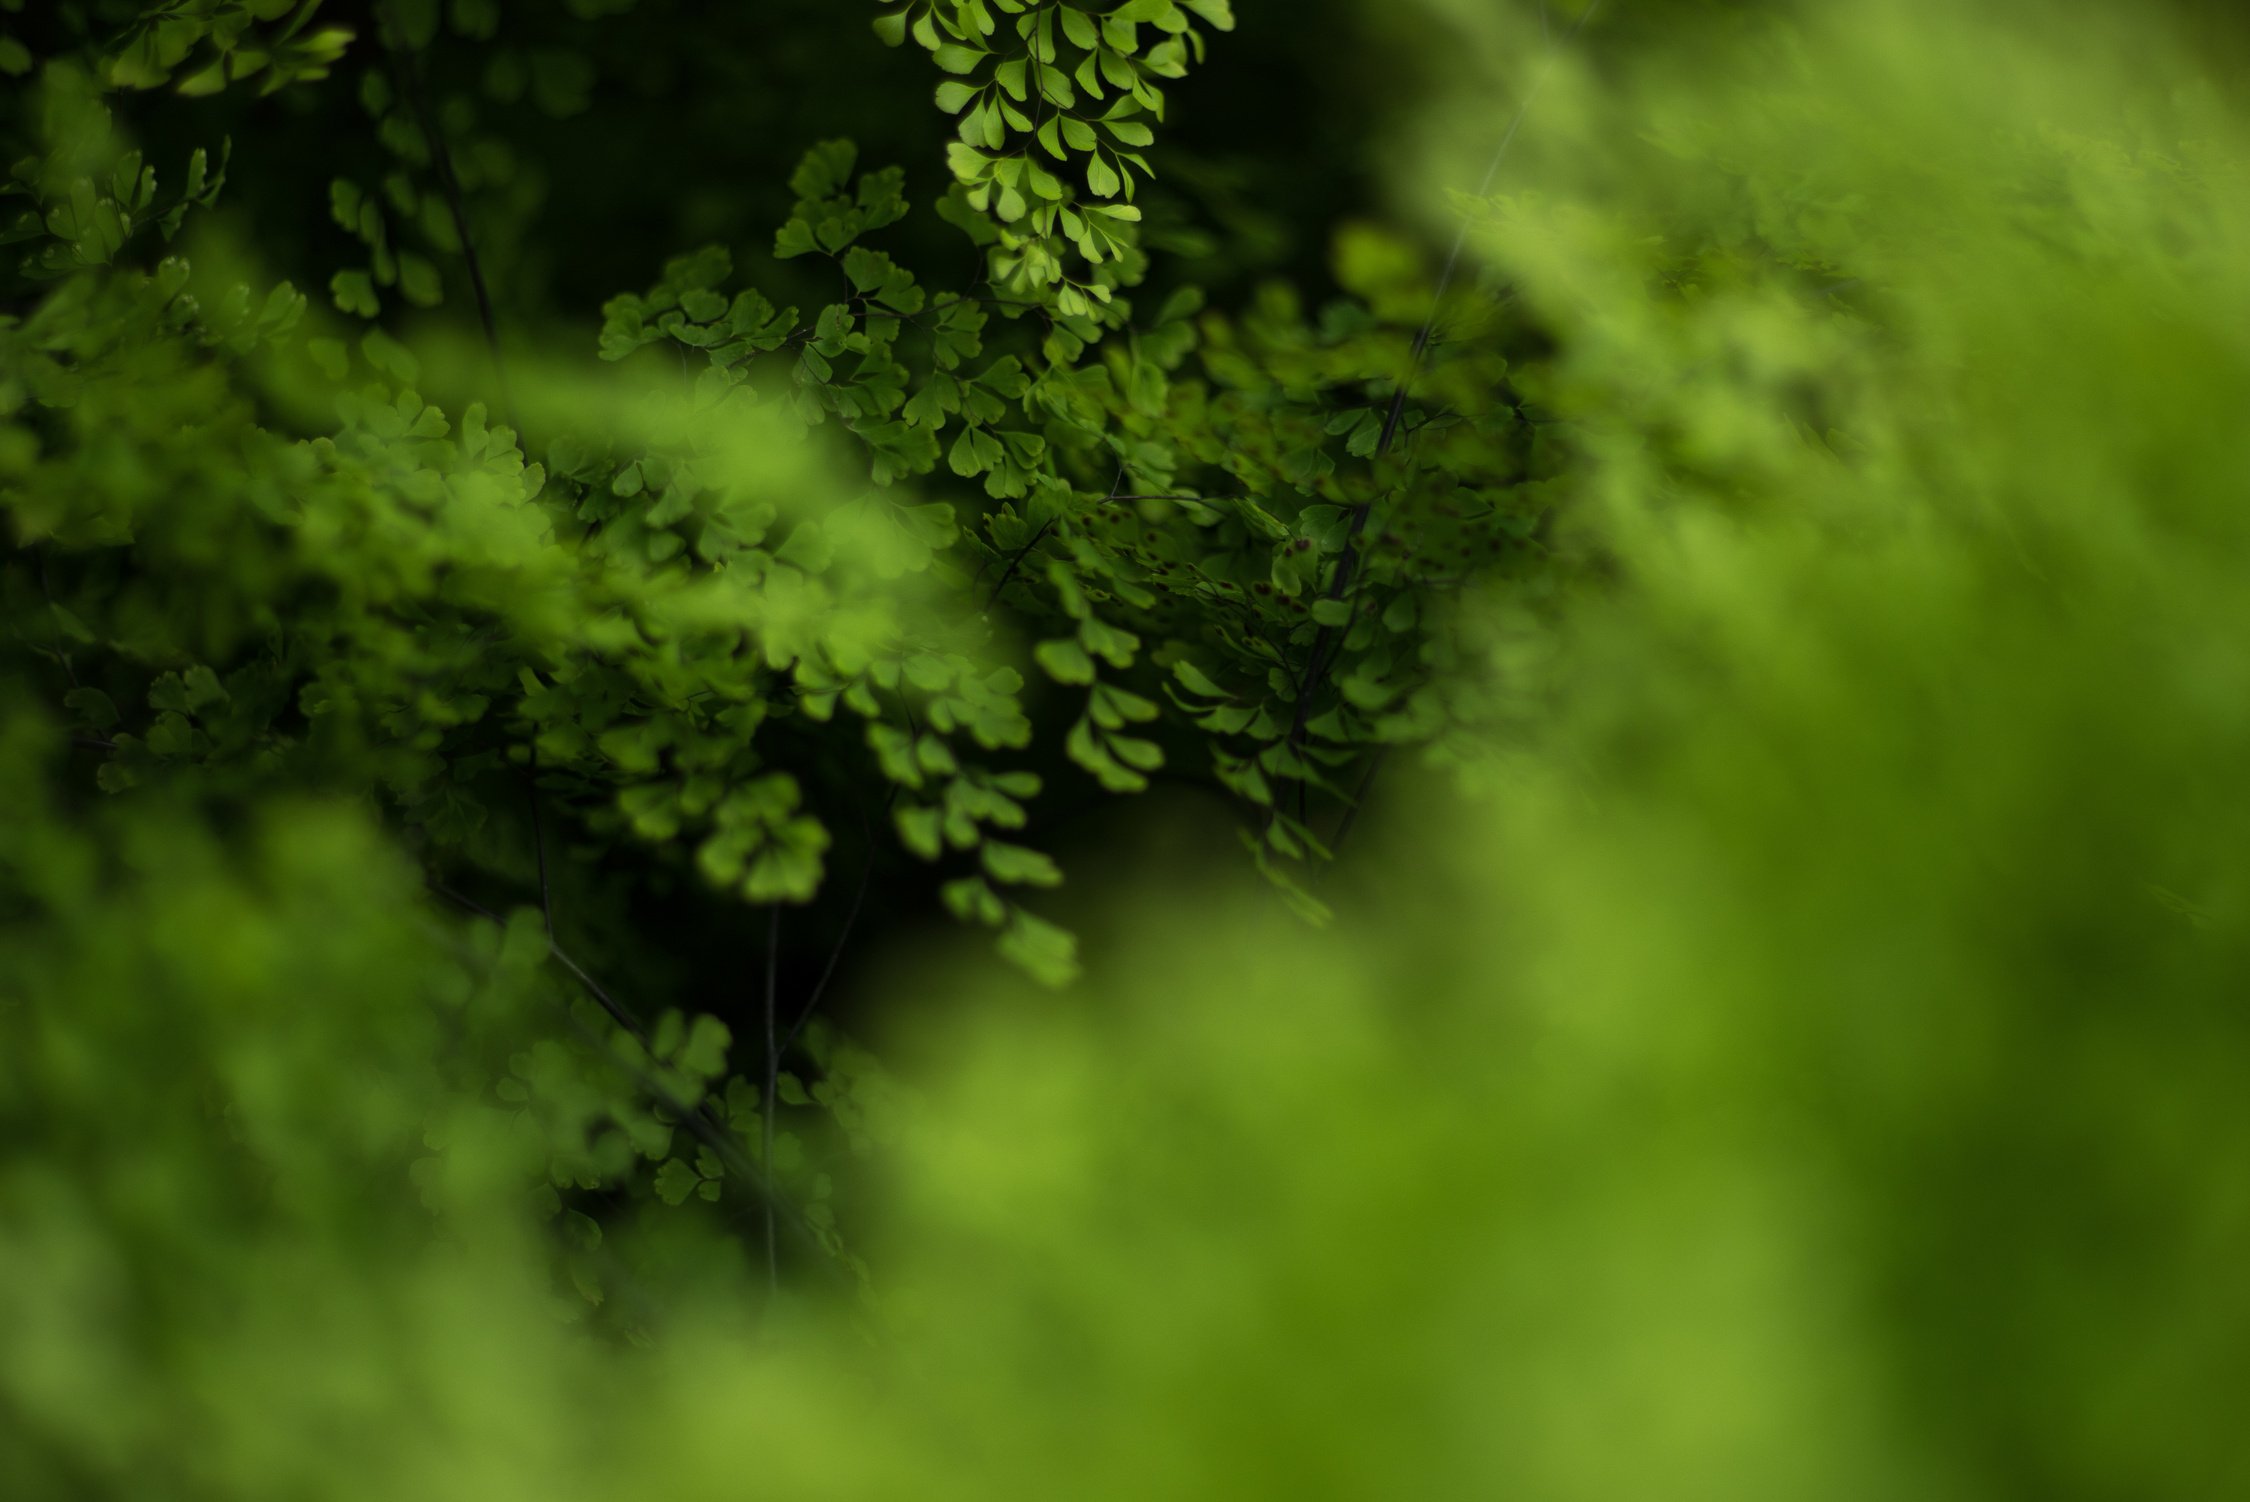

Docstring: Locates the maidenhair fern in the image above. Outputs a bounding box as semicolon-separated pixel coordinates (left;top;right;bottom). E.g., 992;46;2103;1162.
14;1;2248;1494
3;0;1579;1293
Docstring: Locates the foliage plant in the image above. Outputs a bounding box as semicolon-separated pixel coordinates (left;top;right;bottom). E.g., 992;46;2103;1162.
2;0;1582;1288
11;0;2250;1496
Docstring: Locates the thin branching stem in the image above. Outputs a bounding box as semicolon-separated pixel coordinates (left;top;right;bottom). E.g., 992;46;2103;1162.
1279;0;1607;815
780;803;881;1060
762;903;781;1294
377;2;514;421
527;744;552;938
425;879;845;1285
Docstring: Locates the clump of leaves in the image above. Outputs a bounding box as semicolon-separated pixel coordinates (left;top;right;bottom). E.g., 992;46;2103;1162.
1;0;1582;1304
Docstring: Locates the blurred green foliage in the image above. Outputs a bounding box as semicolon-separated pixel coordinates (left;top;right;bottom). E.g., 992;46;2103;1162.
6;0;2250;1495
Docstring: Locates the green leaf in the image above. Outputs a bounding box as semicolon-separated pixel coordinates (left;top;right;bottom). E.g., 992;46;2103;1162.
63;688;120;730
1110;735;1164;772
896;805;944;859
677;1016;731;1081
1078;615;1139;669
653;1157;701;1206
1172;660;1226;697
998;909;1079;986
330;268;379;318
948;426;1005;477
903;374;959;427
790;139;859;201
941;876;1008;926
775;218;818;258
1034;638;1096;685
981;841;1062;888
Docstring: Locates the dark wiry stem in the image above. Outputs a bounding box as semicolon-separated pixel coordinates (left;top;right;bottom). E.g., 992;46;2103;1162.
1326;746;1390;867
527;744;552;937
985;517;1058;610
377;3;514;421
35;547;83;692
425;880;845;1286
762;903;781;1295
427;881;650;1052
780;803;880;1061
1279;0;1606;809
